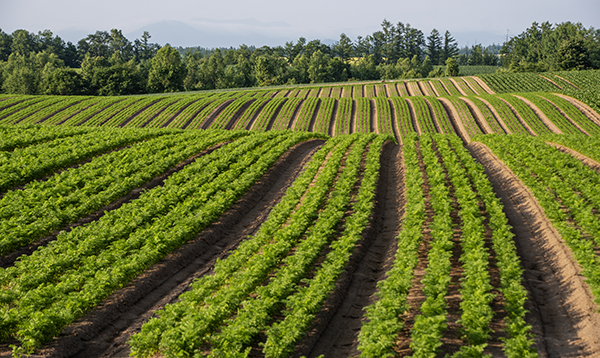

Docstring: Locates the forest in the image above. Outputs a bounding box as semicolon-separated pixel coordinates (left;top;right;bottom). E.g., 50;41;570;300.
0;20;598;96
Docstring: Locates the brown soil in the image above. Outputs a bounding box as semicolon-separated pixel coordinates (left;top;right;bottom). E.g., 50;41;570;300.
200;99;235;129
140;100;183;128
460;97;496;134
497;97;537;136
9;139;325;358
294;140;404;358
448;78;468;96
34;100;85;125
112;98;164;127
538;74;563;90
553;94;600;127
307;99;322;132
477;97;513;134
437;97;471;142
369;99;376;134
327;100;338;137
512;95;564;134
422;98;443;134
224;99;256;130
394;142;435;356
404;98;422;135
265;99;287;131
471;76;496;94
428;81;441;97
539;96;590;135
468;141;600;358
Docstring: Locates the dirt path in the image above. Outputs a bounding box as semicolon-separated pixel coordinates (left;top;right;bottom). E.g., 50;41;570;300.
22;139;325;358
497;97;537;136
297;141;404;358
468;142;600;358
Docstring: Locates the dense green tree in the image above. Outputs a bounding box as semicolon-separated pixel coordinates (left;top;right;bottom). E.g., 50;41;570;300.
441;30;459;64
42;68;85;95
427;29;443;65
445;56;459;76
11;29;37;56
308;50;330;83
500;21;599;71
352;54;378;80
134;31;160;62
0;29;12;61
147;45;185;92
254;55;281;86
333;33;354;61
421;56;433;77
558;37;590;70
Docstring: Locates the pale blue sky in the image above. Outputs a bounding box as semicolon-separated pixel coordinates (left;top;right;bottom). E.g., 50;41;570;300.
1;0;598;47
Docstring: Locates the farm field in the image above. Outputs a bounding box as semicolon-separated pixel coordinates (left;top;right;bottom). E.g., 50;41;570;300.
1;69;600;358
1;70;600;145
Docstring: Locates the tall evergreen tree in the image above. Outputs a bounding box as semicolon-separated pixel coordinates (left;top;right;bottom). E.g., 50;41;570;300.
441;30;459;64
426;29;443;65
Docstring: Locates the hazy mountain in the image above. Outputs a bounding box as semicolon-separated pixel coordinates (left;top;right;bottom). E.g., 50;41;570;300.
126;19;296;48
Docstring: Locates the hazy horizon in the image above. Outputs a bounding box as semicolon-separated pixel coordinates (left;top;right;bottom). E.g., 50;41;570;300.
2;0;599;49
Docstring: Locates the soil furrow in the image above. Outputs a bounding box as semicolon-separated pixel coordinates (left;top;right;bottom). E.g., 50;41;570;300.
301;141;403;358
468;141;600;358
24;139;325;358
0;142;229;268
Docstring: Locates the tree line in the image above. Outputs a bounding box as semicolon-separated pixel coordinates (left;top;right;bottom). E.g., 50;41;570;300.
0;20;597;95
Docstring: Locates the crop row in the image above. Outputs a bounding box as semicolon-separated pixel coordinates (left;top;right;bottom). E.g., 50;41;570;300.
0;97;66;125
391;97;414;138
0;131;319;354
133;96;203;129
374;97;393;137
497;95;552;135
355;98;371;133
312;97;336;134
0;124;91;151
251;98;286;131
478;72;560;93
293;98;319;132
477;95;530;135
358;133;535;357
0;128;160;193
128;134;369;357
409;97;436;133
475;135;600;308
0;129;240;255
270;97;303;131
427;97;454;134
37;97;105;125
516;93;582;135
334;97;353;135
465;97;505;134
14;96;95;125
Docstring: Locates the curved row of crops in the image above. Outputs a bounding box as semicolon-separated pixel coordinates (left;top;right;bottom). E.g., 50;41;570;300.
1;92;599;144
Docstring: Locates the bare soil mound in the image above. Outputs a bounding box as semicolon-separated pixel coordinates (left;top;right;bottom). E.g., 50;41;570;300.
468;141;600;358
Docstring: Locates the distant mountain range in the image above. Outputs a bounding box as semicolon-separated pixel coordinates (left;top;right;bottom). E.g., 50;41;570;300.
56;18;505;50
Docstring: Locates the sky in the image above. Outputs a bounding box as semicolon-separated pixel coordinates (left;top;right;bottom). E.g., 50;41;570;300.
1;0;599;48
